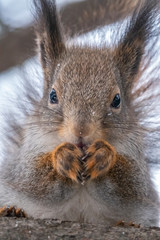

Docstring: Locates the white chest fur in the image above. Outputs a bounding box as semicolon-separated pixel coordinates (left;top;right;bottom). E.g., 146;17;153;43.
26;188;109;224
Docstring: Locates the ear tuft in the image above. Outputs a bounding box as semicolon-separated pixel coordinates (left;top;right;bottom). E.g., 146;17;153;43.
114;0;159;94
33;0;66;68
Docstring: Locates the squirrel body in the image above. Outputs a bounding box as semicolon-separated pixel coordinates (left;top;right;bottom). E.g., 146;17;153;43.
0;0;159;225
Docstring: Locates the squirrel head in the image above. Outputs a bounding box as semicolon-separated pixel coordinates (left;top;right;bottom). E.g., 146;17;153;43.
33;0;155;156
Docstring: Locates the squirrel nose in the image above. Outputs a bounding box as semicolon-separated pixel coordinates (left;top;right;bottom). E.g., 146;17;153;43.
71;123;91;138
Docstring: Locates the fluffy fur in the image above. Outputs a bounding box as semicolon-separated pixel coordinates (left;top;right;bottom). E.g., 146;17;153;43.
0;0;160;226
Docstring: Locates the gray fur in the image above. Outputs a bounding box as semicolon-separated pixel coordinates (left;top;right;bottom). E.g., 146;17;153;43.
0;0;159;226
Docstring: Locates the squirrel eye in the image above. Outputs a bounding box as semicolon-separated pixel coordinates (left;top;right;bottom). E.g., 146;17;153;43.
111;94;121;108
50;88;58;104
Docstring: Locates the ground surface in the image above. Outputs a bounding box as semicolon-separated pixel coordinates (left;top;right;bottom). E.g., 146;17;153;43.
0;218;160;240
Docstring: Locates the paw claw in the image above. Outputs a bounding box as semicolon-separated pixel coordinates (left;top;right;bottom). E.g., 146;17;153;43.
81;154;90;162
77;174;82;183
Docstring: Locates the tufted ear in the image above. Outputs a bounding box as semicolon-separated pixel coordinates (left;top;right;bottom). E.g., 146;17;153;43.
114;1;158;99
33;0;66;91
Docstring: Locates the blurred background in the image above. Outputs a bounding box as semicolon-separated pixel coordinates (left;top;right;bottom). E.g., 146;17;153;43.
0;0;85;84
0;0;85;75
0;0;160;207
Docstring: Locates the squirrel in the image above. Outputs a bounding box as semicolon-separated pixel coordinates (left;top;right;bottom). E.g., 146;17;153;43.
0;0;159;225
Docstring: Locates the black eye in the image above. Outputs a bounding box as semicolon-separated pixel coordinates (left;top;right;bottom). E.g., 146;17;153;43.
111;94;121;108
50;88;58;104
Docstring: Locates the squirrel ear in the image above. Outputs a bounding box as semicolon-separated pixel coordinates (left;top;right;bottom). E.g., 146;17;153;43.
34;0;66;90
114;1;157;95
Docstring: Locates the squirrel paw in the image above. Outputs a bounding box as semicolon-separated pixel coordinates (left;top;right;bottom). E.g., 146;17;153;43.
52;143;83;183
82;140;116;181
0;206;27;218
115;220;141;228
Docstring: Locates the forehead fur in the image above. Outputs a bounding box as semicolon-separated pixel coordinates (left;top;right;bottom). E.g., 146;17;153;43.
51;47;121;120
54;47;120;96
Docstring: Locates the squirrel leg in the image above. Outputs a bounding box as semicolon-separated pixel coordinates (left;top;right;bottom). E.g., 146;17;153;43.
82;140;116;181
51;143;83;183
0;206;27;217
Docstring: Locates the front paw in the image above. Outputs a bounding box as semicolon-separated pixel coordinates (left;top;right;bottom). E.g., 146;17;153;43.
52;143;83;183
82;140;116;181
0;206;27;217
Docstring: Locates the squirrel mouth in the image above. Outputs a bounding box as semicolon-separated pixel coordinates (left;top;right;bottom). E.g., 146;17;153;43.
76;141;87;154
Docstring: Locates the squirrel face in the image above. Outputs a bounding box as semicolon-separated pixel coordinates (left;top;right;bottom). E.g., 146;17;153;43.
42;47;135;155
34;0;153;158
